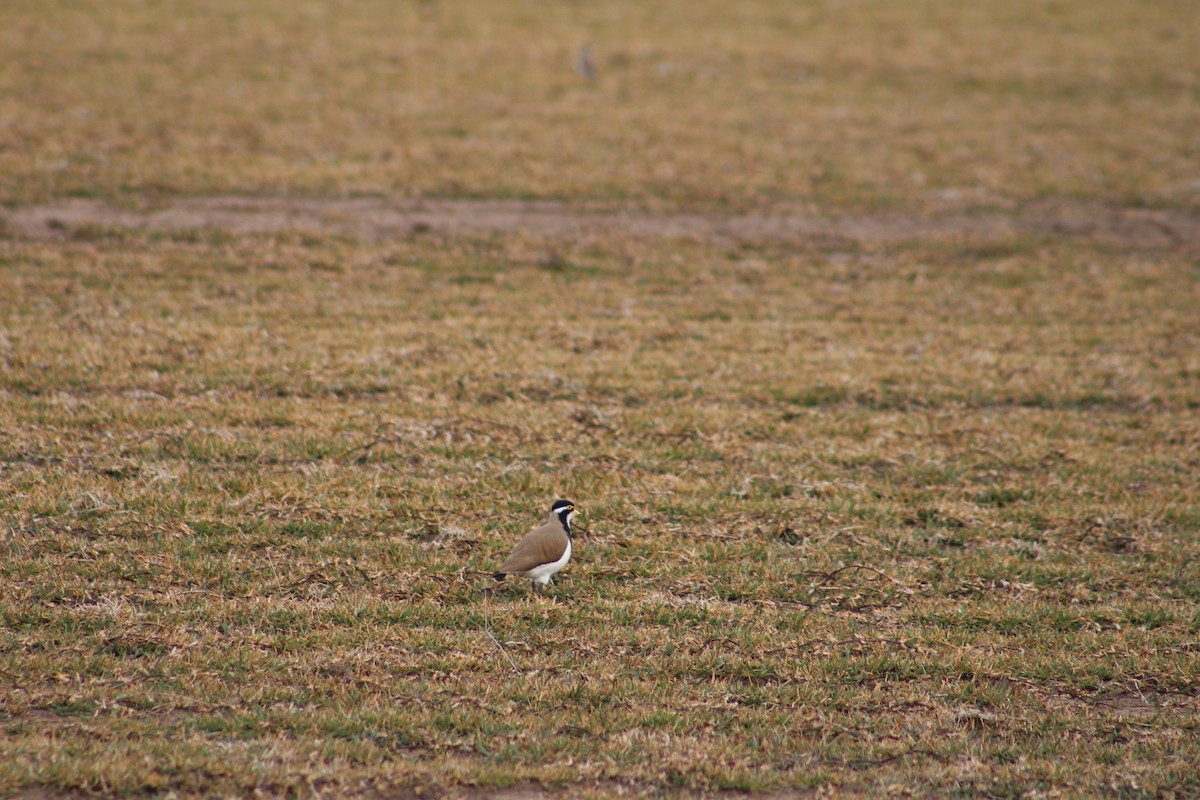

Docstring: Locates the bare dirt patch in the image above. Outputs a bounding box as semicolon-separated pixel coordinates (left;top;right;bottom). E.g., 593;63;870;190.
4;196;1198;249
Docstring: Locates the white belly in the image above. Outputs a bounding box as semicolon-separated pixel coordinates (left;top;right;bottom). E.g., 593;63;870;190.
518;539;571;585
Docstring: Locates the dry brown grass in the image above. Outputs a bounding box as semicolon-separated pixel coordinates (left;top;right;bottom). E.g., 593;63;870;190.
3;0;1200;797
2;0;1198;210
2;226;1199;797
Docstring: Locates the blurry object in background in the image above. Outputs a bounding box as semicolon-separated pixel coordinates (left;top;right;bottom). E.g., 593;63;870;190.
575;43;596;81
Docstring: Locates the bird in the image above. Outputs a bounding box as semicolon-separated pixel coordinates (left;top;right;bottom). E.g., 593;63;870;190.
492;500;577;595
575;45;596;82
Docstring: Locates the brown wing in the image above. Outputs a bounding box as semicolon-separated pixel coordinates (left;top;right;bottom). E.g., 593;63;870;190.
496;521;569;574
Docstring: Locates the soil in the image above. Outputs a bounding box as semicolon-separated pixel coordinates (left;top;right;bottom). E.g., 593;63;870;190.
3;196;1198;249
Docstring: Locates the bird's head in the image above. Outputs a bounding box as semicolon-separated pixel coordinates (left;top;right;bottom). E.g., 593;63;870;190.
551;500;577;533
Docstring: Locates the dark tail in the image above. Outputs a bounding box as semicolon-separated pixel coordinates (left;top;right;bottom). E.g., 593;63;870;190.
492;571;506;581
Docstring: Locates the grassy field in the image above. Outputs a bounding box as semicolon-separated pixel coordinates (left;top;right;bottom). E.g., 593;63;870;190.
3;228;1198;797
2;0;1199;209
3;1;1200;798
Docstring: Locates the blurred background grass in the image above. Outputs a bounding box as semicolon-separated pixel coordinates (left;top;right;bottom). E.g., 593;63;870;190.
2;0;1197;209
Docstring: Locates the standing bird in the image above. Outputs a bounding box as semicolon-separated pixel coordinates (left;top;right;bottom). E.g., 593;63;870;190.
575;45;596;82
493;500;577;595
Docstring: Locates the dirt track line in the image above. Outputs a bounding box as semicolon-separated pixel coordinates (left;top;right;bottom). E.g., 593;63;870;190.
3;196;1197;249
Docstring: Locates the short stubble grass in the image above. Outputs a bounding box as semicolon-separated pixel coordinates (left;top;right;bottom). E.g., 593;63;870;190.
1;228;1198;797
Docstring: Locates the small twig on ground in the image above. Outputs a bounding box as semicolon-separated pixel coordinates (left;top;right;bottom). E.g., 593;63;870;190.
803;563;912;592
763;637;909;656
484;627;521;675
173;588;244;599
